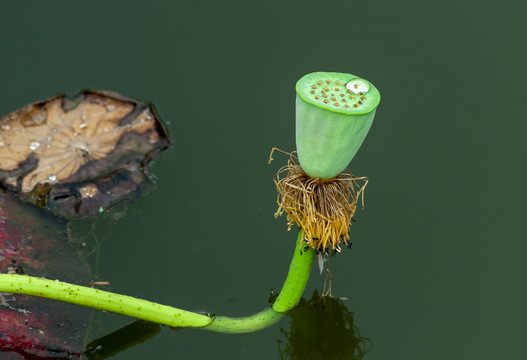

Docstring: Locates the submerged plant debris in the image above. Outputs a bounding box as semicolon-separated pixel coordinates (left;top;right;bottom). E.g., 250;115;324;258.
272;150;367;253
0;90;171;218
0;189;91;359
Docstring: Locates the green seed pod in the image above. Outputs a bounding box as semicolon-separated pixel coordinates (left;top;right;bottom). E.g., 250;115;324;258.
295;72;380;179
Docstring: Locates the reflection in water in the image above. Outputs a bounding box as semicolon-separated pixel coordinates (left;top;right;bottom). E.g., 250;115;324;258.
278;290;372;360
13;288;372;358
85;320;161;359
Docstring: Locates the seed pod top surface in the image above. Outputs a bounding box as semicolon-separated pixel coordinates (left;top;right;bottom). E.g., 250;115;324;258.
296;72;380;116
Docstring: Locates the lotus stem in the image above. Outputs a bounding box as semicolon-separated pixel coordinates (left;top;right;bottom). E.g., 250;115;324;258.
0;274;213;328
0;231;314;333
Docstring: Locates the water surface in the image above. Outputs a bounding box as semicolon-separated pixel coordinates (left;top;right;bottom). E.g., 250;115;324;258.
0;1;526;359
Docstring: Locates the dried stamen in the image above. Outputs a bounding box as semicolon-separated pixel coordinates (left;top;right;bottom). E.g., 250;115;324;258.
271;151;367;253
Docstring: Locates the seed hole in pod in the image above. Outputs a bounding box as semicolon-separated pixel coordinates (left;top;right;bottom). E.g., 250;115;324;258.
324;87;329;91
341;99;346;102
353;104;358;107
335;81;341;85
324;99;329;104
326;80;331;84
310;90;315;94
323;94;328;98
345;79;370;94
334;103;339;106
344;104;350;108
317;81;322;85
358;101;363;105
340;94;345;97
311;85;317;89
331;97;336;101
315;95;320;99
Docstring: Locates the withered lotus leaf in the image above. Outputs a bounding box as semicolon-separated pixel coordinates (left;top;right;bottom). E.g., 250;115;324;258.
0;90;171;218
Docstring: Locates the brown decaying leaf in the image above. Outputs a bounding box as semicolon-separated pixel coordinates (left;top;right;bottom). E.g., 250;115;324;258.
0;90;171;218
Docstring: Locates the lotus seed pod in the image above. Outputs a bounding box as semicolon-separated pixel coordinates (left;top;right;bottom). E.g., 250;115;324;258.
295;72;380;179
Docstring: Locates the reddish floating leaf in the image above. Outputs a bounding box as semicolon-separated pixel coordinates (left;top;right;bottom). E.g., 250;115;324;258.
0;190;91;359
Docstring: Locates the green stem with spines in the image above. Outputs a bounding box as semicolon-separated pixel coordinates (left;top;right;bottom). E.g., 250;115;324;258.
0;231;314;333
207;231;314;333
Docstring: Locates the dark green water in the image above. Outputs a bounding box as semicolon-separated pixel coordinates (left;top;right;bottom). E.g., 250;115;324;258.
1;1;526;359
